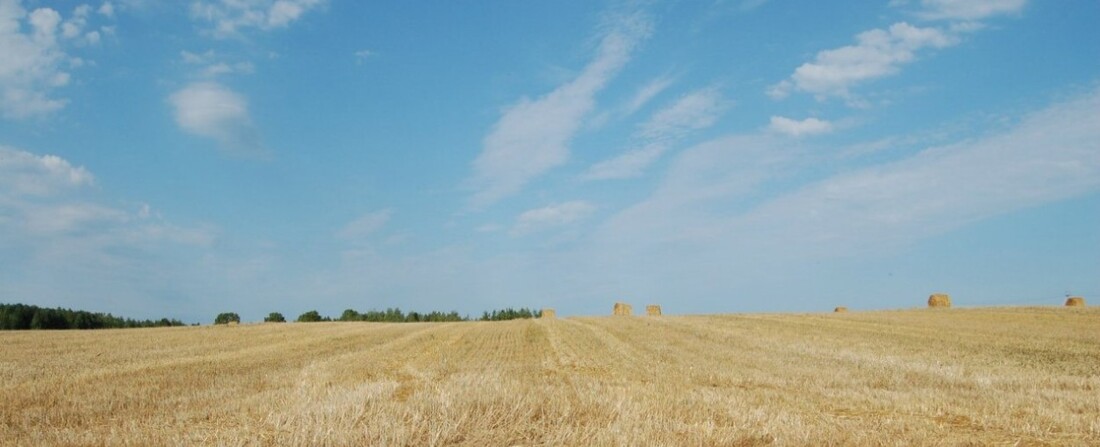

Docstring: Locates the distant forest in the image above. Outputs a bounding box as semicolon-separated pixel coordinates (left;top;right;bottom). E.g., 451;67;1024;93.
0;303;188;330
0;303;546;330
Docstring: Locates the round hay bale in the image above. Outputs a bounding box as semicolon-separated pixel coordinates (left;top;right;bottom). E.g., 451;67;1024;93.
834;306;848;313
612;302;633;316
928;293;952;308
645;305;662;316
1065;296;1086;307
227;320;240;326
540;308;557;318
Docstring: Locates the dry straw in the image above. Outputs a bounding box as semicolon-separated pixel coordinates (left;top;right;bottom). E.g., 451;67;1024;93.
928;293;952;308
646;305;662;316
541;308;557;319
612;302;633;316
1065;296;1086;307
834;307;848;313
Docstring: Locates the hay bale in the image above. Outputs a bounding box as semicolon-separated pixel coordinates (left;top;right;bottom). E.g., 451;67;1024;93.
540;308;556;318
612;302;633;316
834;306;848;313
645;305;662;316
227;320;239;326
928;293;952;308
1065;296;1086;307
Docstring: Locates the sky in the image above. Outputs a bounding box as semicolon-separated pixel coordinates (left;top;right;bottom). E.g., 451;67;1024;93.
1;0;1098;323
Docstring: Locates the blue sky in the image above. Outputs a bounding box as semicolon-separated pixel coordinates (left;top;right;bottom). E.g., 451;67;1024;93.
1;0;1098;323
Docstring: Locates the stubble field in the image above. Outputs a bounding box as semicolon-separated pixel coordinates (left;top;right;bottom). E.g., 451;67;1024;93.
1;307;1098;446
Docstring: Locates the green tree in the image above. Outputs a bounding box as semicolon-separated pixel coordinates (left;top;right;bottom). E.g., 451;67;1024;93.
297;310;324;322
214;312;241;325
339;309;361;321
264;312;286;323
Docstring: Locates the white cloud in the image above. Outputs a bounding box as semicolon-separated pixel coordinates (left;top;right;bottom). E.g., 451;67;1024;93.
98;2;115;18
768;22;956;100
624;75;673;115
0;145;213;241
638;86;726;142
1;144;217;322
169;81;265;157
0;145;94;196
584;86;727;181
354;49;374;64
190;0;325;38
512;201;596;235
606;86;1100;259
768;116;833;137
181;49;215;65
338;209;392;240
0;0;111;119
181;50;254;77
467;12;651;208
742;87;1100;252
582;144;666;181
917;0;1026;20
0;1;66;118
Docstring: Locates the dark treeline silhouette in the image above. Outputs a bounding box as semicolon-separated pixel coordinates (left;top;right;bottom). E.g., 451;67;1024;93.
335;308;464;323
284;307;543;323
479;307;542;321
0;303;188;330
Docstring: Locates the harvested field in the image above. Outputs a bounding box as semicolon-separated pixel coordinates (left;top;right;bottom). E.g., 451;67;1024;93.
2;307;1098;445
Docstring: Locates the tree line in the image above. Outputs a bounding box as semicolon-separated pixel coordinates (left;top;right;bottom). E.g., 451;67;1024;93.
0;303;188;330
0;302;545;330
247;307;543;324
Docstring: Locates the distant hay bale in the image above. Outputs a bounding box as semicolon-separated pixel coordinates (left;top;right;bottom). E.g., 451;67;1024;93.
834;307;848;313
227;320;239;326
612;302;633;316
928;293;952;308
645;305;662;316
1065;296;1086;307
540;308;556;319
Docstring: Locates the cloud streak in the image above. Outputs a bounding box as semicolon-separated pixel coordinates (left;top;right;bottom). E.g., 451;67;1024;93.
768;22;956;101
584;86;727;181
468;12;651;208
768;116;833;137
915;0;1026;21
512;201;596;236
607;85;1100;261
190;0;325;38
740;86;1100;253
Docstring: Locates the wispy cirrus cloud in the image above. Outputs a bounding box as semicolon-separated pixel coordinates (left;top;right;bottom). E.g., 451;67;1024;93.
741;86;1100;253
190;0;325;38
605;85;1100;258
338;209;392;240
912;0;1026;21
467;12;652;208
512;201;596;236
181;50;254;77
768;22;956;101
169;81;265;157
584;86;727;181
623;75;674;116
768;116;833;137
770;1;1028;103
